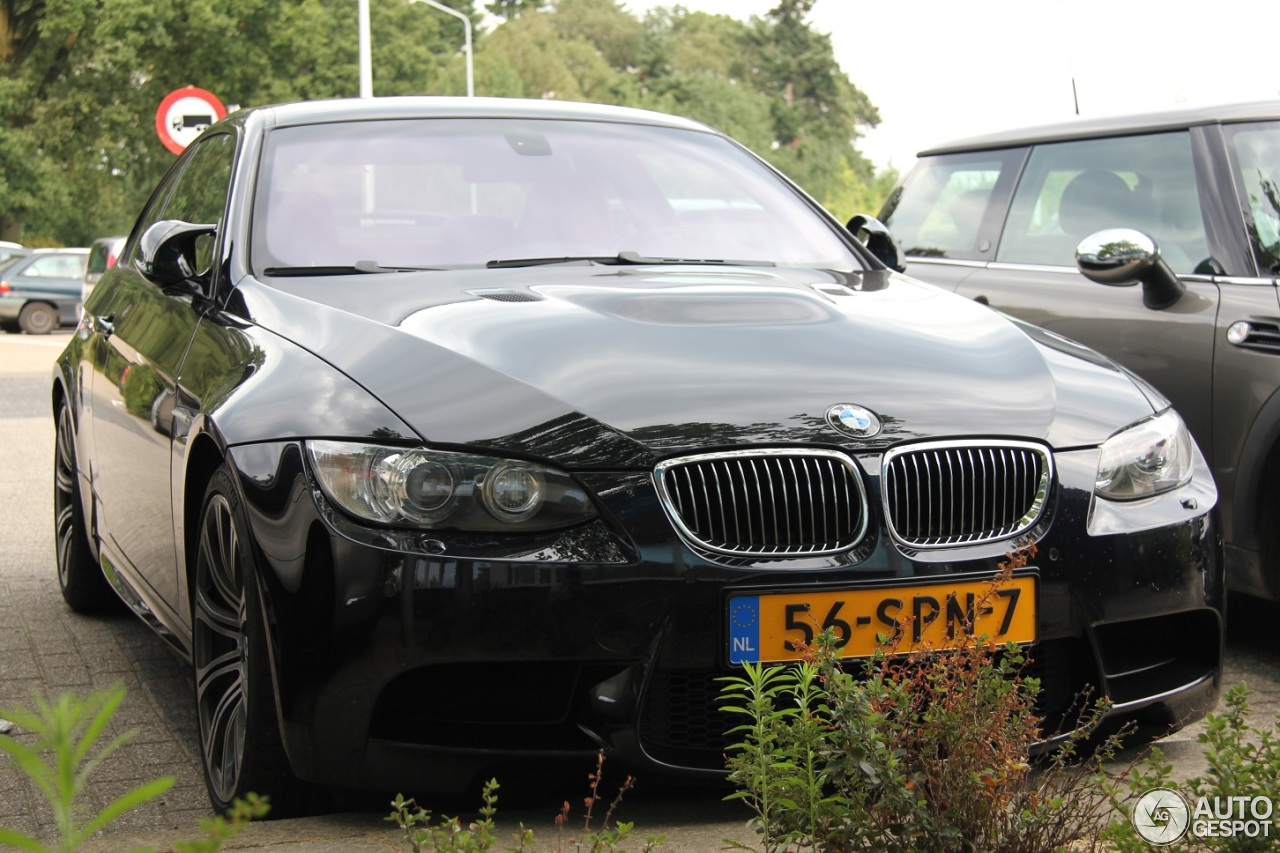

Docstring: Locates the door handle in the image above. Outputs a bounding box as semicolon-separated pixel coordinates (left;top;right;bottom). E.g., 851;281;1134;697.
94;314;115;337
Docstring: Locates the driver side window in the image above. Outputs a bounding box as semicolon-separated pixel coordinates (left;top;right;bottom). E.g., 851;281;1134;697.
996;133;1210;274
127;134;235;276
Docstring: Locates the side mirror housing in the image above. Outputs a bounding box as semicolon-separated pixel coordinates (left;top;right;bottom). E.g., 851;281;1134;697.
846;214;907;273
1075;228;1185;310
136;220;217;288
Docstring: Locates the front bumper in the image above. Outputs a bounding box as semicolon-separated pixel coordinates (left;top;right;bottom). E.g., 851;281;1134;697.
229;441;1224;796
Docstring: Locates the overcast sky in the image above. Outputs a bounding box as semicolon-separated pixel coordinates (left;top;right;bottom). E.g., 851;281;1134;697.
619;0;1280;171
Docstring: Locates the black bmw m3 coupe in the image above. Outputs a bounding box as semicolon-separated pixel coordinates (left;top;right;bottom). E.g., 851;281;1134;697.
52;96;1224;813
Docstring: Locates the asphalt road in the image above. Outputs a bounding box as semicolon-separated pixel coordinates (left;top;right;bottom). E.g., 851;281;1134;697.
0;329;1276;851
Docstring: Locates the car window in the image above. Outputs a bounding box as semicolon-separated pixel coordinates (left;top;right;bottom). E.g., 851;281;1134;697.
24;254;86;278
251;118;860;272
1226;122;1280;275
125;133;234;274
161;134;235;275
86;239;122;276
995;132;1210;275
879;150;1022;260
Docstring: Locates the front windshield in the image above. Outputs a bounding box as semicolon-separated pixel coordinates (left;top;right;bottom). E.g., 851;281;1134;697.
251;117;859;272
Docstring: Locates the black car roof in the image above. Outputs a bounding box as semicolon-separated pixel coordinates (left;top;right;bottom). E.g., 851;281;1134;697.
236;96;717;135
919;98;1280;156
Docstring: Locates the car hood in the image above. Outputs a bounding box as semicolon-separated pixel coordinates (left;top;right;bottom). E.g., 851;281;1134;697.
238;265;1154;468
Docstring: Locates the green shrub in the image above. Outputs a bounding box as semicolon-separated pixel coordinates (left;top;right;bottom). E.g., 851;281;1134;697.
1104;682;1280;851
718;553;1122;852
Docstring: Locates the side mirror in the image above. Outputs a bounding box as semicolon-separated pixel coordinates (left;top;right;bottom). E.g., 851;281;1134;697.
846;214;907;273
1075;228;1185;310
136;219;217;288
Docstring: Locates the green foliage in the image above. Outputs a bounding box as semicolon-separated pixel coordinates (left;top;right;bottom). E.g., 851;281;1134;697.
0;685;270;853
0;685;174;853
718;562;1124;852
1104;682;1280;852
386;751;663;852
170;794;272;853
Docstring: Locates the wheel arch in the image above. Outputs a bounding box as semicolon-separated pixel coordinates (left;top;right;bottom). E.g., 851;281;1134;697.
51;368;98;562
1230;386;1280;599
182;431;227;595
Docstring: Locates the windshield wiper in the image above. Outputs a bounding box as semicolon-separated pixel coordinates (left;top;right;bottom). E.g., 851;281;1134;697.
262;260;441;276
486;252;776;269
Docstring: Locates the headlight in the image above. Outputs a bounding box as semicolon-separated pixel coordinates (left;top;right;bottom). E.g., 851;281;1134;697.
1095;409;1194;501
307;441;595;531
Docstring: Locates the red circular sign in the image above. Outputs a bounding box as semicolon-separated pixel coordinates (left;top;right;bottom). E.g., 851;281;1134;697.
155;87;227;155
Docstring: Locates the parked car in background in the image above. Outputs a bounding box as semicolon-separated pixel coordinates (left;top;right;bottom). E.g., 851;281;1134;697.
0;247;89;334
877;99;1280;603
82;235;127;300
0;241;28;264
54;97;1223;815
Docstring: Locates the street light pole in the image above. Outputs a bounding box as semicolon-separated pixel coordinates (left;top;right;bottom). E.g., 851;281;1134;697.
358;0;373;98
407;0;475;97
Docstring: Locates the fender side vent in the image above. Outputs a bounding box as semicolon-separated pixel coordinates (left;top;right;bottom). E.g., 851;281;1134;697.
1230;320;1280;353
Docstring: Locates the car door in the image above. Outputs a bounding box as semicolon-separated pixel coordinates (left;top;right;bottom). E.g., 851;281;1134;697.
86;132;235;629
948;131;1220;465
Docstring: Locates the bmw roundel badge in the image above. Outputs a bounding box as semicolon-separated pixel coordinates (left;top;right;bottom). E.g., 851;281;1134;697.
826;403;882;438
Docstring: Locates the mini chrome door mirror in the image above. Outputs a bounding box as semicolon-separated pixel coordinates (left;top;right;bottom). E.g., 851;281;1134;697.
1076;228;1185;310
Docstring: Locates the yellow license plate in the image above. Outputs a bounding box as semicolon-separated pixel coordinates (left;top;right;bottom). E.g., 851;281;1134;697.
727;575;1037;664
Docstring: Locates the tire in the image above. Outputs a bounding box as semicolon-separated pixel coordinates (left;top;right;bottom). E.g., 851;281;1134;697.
18;301;57;335
192;465;304;816
54;404;115;612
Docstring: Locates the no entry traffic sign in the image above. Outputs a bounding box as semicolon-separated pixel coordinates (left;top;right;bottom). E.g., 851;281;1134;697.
155;87;227;155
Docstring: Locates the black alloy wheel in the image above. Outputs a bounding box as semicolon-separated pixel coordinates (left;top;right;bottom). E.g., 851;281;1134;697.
54;404;114;611
192;465;302;815
18;301;57;334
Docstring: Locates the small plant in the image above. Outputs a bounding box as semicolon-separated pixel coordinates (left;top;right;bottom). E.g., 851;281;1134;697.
1104;682;1280;851
389;779;511;852
552;750;663;853
387;750;663;852
0;685;174;853
0;685;269;853
719;546;1125;852
171;793;272;853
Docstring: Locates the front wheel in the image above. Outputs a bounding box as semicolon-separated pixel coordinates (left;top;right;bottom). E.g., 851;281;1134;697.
192;465;303;816
54;404;115;612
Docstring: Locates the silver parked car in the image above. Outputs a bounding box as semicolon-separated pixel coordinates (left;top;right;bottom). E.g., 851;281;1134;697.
0;247;89;334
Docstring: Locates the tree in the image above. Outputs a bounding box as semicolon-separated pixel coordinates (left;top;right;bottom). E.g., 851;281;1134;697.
1;0;478;246
486;0;542;19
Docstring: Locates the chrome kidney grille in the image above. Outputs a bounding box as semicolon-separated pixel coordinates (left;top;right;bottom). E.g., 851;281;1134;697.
654;449;869;558
882;441;1052;548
